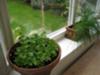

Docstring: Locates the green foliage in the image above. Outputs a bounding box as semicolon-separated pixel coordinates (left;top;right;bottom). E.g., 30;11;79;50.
74;7;100;42
13;34;59;68
8;0;66;39
53;0;66;3
14;25;26;40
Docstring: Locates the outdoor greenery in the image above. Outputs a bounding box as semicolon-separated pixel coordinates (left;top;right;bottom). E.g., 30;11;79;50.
7;0;66;39
31;0;67;7
74;7;100;41
12;34;59;68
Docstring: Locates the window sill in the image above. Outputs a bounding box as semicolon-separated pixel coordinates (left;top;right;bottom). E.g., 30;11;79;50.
58;38;80;59
51;37;96;75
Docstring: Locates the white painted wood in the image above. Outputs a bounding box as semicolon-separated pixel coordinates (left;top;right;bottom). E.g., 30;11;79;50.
67;0;78;26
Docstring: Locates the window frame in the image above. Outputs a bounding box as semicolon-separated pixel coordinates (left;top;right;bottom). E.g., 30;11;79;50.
0;0;78;42
0;0;98;74
0;0;77;65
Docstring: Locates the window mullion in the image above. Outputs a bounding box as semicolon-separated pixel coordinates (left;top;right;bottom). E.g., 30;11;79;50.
67;0;78;26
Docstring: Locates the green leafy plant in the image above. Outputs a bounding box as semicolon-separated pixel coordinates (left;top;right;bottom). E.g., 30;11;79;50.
74;7;100;42
12;34;59;68
13;25;26;40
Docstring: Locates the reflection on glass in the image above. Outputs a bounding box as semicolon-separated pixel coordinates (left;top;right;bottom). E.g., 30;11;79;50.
87;0;97;6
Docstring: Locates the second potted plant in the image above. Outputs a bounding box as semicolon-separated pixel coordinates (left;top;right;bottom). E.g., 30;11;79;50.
65;7;100;42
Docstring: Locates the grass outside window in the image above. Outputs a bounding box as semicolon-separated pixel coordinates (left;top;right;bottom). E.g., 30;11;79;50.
7;0;67;39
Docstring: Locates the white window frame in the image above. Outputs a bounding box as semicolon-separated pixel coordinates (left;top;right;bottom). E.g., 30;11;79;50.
0;0;77;62
48;0;78;41
1;0;97;75
0;0;77;43
0;0;78;74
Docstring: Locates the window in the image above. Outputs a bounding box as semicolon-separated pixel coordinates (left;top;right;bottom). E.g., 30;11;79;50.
7;0;70;40
87;0;97;6
75;0;100;20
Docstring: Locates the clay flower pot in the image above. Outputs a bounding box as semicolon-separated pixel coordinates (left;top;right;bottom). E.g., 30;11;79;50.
65;25;75;39
8;43;61;75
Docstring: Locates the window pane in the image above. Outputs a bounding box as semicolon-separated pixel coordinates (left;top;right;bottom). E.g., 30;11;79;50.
75;0;98;18
7;0;69;40
44;0;69;32
87;0;97;6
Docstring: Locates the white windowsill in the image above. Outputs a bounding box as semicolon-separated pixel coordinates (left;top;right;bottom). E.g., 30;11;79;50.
47;27;81;60
58;38;81;59
51;38;96;75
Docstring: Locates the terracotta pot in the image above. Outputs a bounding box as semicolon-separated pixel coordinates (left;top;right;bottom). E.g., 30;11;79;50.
8;43;61;75
65;25;75;39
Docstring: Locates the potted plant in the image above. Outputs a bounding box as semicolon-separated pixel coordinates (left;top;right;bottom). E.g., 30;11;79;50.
65;25;75;39
65;7;100;41
8;34;61;75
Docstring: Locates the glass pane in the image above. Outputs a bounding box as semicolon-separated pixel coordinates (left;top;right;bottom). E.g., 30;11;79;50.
75;0;98;18
44;0;69;32
7;0;69;40
87;0;97;6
